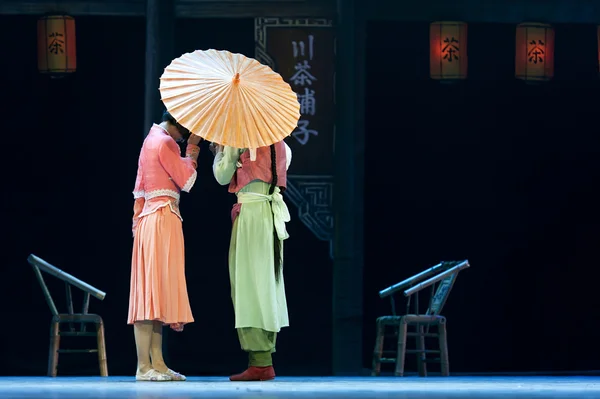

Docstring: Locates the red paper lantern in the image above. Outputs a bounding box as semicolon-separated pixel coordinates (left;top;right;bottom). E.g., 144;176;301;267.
515;23;554;82
430;21;468;81
37;15;77;76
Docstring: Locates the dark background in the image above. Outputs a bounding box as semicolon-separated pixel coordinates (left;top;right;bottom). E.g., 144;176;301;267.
1;16;600;376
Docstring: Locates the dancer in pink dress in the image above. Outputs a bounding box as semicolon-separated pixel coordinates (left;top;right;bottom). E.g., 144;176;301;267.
128;111;201;382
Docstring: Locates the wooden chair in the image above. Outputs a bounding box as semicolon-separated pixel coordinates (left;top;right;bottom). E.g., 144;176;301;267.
28;254;108;377
371;260;470;377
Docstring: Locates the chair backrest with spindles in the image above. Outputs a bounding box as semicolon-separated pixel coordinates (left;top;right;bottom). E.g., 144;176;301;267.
27;254;106;318
380;260;469;316
426;272;458;316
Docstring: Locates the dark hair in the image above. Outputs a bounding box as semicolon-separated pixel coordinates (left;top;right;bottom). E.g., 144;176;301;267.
269;144;283;282
162;110;191;139
162;110;175;123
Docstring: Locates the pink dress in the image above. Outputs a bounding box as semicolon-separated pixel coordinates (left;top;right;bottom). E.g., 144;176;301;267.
127;124;199;327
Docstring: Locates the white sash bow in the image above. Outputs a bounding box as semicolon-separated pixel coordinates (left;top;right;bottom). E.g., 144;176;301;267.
237;187;290;240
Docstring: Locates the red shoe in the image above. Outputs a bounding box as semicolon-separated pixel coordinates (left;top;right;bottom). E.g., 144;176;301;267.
229;366;276;381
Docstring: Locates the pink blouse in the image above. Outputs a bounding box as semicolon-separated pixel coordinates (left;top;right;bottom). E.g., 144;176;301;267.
131;124;200;235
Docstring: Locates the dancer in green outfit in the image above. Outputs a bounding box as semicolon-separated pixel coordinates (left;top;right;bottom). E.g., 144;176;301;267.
212;141;292;381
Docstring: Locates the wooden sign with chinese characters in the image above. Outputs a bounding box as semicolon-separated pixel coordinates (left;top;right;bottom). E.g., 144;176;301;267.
515;23;554;82
37;15;77;76
255;18;335;174
430;22;468;81
255;18;335;253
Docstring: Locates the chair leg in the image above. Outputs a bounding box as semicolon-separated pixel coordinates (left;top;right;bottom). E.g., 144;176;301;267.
371;321;385;376
416;324;427;377
394;321;407;377
47;320;60;377
438;320;450;377
96;320;108;377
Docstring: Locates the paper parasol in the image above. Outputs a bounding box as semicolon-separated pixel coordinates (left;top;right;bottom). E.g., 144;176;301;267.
159;49;300;153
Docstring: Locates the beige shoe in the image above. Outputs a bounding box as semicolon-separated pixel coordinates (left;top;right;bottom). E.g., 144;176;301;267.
135;369;172;382
165;369;186;381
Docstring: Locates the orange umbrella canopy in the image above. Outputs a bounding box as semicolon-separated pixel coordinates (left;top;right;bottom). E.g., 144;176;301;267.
160;49;300;151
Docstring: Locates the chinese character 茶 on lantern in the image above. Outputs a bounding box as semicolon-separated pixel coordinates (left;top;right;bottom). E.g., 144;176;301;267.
430;21;468;81
515;23;554;83
37;15;77;76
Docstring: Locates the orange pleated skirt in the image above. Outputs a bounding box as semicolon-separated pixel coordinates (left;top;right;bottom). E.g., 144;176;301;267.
127;205;194;326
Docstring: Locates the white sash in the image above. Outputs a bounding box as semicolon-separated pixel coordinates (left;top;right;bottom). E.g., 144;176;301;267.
237;187;290;240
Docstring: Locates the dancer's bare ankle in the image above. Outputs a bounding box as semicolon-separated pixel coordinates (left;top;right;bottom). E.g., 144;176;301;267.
137;365;153;375
152;362;168;373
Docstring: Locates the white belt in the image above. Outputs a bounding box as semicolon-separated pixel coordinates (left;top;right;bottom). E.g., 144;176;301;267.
237;187;290;240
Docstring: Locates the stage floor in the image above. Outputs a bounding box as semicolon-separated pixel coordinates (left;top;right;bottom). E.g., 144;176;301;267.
1;376;600;398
